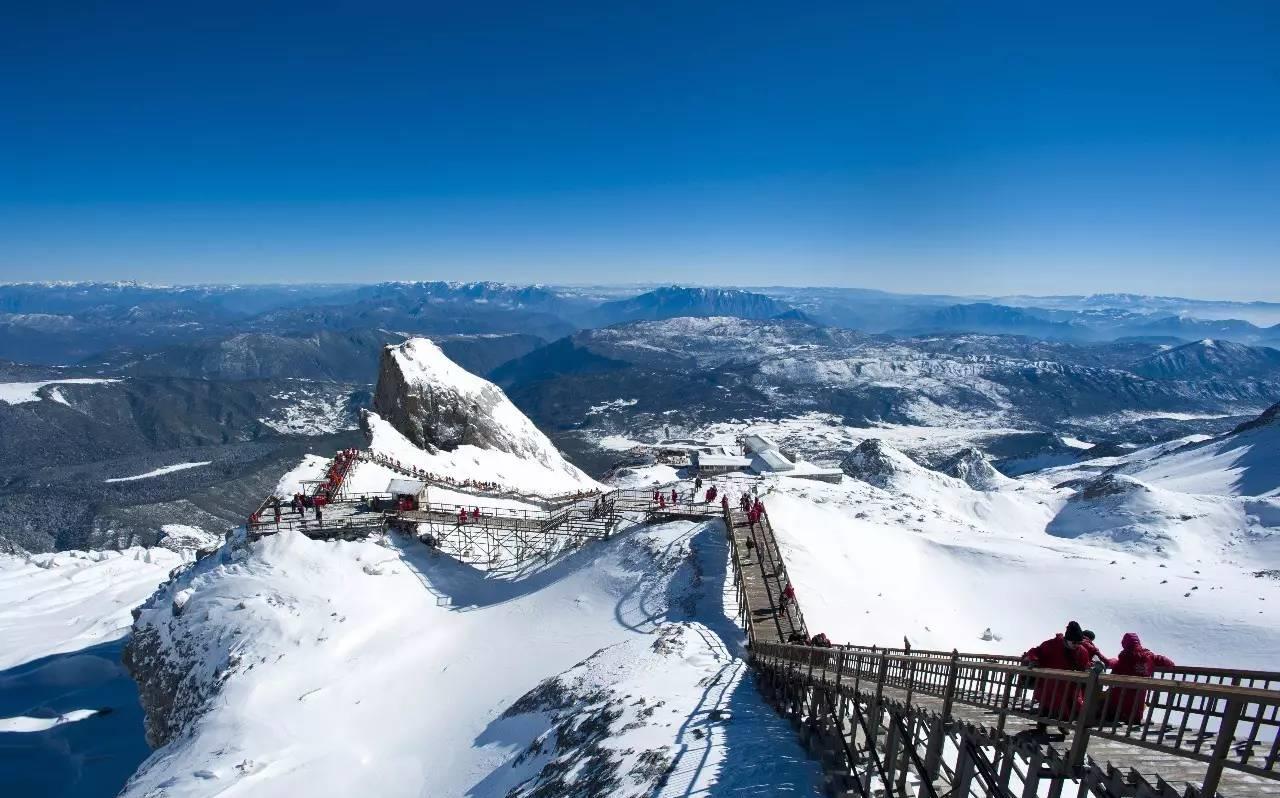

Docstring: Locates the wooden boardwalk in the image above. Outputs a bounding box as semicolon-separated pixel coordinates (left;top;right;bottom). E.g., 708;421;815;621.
726;507;806;644
731;520;1280;798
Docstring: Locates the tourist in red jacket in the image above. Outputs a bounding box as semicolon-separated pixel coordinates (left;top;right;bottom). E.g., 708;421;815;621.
1022;621;1092;720
1101;633;1175;725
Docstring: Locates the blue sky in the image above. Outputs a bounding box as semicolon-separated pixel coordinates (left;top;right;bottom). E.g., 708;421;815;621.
1;1;1277;298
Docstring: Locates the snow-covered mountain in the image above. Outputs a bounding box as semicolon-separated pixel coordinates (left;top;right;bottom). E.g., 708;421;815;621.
589;286;791;326
1129;339;1280;381
1123;401;1280;497
6;285;1280;797
117;337;818;797
501;318;1280;452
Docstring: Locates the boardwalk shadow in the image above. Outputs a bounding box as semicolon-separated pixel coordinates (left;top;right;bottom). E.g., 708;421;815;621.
0;637;152;798
388;521;645;611
656;521;821;796
455;518;822;796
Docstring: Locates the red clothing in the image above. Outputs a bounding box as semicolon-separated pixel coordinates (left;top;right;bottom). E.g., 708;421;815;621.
1103;635;1174;724
1022;634;1091;719
1080;639;1115;668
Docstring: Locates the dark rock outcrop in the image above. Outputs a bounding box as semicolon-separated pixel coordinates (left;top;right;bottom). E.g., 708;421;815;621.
937;447;1010;489
840;439;922;487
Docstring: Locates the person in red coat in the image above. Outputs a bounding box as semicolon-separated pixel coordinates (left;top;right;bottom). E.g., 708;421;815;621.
1101;632;1175;725
1022;621;1092;721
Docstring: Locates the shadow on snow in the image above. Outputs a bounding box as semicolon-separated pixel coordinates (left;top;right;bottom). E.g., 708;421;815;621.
459;519;821;797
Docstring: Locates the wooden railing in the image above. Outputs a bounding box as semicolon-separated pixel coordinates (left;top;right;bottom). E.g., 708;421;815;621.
750;642;1280;794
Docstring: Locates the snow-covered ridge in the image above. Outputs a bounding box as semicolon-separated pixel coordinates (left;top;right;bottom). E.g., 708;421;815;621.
120;522;822;797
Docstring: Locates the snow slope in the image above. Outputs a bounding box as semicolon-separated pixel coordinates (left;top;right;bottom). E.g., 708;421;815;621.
1125;406;1280;497
762;458;1280;669
0;547;187;797
1;548;186;669
0;378;119;404
121;523;823;797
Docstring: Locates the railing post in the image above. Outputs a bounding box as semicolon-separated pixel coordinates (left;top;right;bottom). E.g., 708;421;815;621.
1201;695;1243;798
1069;668;1102;769
941;649;960;720
869;649;887;754
925;649;960;778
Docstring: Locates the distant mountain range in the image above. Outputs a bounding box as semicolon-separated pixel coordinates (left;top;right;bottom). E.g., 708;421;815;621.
4;282;1279;367
586;286;791;326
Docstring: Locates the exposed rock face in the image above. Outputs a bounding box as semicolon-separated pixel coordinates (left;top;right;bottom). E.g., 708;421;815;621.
1230;400;1280;435
840;439;917;487
123;551;239;749
372;338;566;467
1077;473;1150;501
938;447;1011;490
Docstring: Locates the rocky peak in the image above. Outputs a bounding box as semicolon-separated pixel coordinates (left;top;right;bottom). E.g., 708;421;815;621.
840;439;920;486
371;338;566;467
1076;473;1151;501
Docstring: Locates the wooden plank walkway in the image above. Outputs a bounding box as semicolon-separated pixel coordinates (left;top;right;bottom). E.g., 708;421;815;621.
816;671;1280;797
727;507;806;645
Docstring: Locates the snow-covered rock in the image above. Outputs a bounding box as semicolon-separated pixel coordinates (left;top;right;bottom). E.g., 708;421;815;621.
374;338;563;464
840;439;967;493
936;447;1013;490
362;338;601;495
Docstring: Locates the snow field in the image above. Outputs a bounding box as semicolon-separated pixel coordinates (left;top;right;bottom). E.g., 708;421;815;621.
763;475;1280;669
0;378;119;404
105;461;212;483
0;547;187;669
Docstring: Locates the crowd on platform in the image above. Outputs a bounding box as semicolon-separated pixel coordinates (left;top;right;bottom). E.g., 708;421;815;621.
361;450;601;504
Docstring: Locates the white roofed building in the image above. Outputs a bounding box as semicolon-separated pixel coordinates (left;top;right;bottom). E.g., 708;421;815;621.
693;451;752;476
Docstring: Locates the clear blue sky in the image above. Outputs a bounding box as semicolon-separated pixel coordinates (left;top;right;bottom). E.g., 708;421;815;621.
1;1;1277;299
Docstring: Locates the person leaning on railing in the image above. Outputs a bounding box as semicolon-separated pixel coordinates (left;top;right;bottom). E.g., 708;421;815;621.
1021;621;1091;722
1100;632;1175;725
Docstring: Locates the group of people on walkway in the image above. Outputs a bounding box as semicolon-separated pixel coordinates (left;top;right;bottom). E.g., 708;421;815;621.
1022;620;1175;726
365;450;600;504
